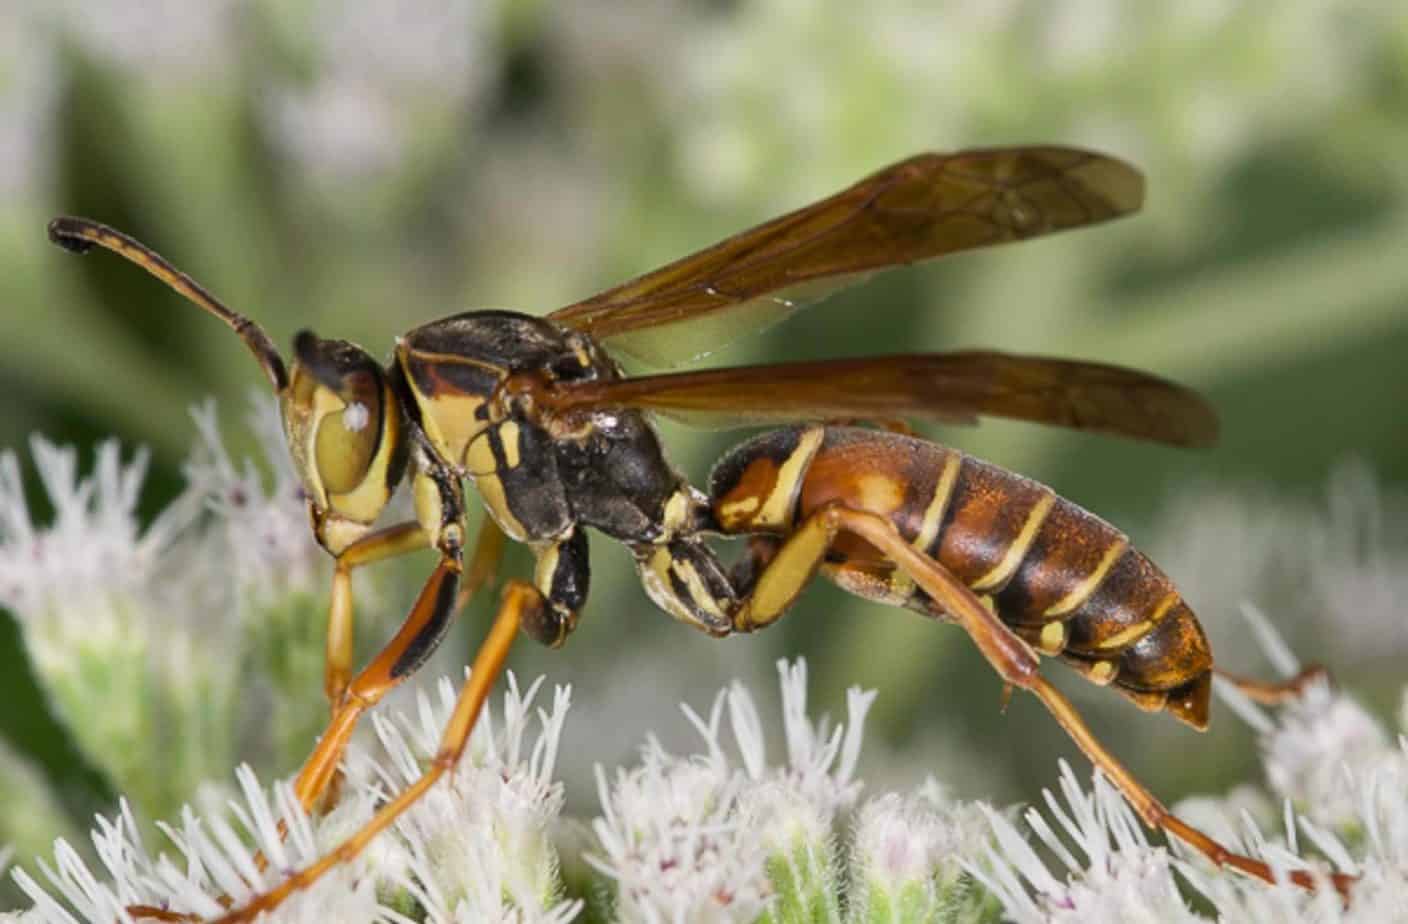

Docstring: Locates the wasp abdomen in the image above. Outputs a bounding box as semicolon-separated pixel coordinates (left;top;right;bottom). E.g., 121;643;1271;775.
708;425;1213;728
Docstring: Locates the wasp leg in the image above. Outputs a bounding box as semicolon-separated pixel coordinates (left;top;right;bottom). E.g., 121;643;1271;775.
524;526;590;647
292;519;504;812
325;521;430;708
730;535;781;592
208;580;531;924
456;514;506;613
190;516;505;902
827;505;1354;897
732;502;1352;896
1214;665;1329;706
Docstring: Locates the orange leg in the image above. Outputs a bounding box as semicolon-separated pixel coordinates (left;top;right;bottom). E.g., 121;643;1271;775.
208;579;533;924
735;502;1353;897
324;521;430;708
124;519;507;921
293;518;505;811
1214;665;1328;706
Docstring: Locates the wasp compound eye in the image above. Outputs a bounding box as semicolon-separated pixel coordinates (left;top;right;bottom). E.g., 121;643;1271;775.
314;371;384;494
283;331;405;524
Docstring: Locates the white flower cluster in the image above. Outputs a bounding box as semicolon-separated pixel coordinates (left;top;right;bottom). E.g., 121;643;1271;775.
978;610;1408;924
0;396;328;824
8;645;1408;923
1152;461;1408;671
347;673;580;923
4;407;1405;921
589;660;874;923
4;669;577;924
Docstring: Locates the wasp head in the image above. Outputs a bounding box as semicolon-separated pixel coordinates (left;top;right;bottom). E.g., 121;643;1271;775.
283;331;408;554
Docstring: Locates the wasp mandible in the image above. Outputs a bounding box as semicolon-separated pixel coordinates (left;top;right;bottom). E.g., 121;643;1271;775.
48;146;1349;921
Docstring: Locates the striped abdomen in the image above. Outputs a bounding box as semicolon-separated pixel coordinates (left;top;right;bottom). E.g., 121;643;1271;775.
708;425;1212;729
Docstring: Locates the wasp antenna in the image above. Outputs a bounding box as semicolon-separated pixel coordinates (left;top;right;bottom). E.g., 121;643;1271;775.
47;216;289;392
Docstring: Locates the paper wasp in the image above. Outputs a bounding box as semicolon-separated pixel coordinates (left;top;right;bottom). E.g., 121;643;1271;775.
47;146;1349;919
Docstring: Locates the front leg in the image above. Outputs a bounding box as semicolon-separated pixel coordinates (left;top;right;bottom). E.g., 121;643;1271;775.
324;521;429;707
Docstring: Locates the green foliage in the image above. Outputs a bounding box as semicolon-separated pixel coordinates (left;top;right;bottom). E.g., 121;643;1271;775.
2;1;1407;911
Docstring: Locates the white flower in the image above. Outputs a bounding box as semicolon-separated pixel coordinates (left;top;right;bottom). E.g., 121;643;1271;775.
346;671;581;924
1306;461;1408;660
184;395;325;606
967;762;1199;924
721;659;875;832
9;667;582;922
848;781;998;922
10;770;381;924
590;658;875;923
1217;606;1399;834
1152;462;1408;671
0;434;202;676
590;742;771;924
0;396;332;821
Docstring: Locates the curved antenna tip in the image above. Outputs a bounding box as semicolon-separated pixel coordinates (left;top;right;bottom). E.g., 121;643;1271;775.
43;215;290;393
48;217;97;254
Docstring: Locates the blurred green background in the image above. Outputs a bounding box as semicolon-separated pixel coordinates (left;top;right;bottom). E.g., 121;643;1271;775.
2;0;1407;884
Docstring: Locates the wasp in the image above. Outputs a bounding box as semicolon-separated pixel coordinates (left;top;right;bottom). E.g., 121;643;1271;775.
47;146;1349;920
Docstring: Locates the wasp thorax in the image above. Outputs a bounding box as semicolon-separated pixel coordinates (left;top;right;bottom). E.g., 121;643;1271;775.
394;310;620;469
283;331;407;553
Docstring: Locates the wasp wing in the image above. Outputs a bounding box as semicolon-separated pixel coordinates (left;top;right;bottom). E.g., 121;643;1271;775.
537;352;1217;447
546;147;1143;366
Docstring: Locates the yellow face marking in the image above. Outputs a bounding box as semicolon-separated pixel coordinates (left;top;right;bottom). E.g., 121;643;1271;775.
474;472;527;541
1088;660;1118;686
1098;620;1152;651
913;452;961;552
1044;538;1129;617
294;383;350;508
500;421;522;469
573;343;592;367
1038;621;1066;655
970;493;1056;592
755;426;824;529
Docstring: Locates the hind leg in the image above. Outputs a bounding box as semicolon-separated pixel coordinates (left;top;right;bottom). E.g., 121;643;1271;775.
728;502;1352;896
1215;665;1328;705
